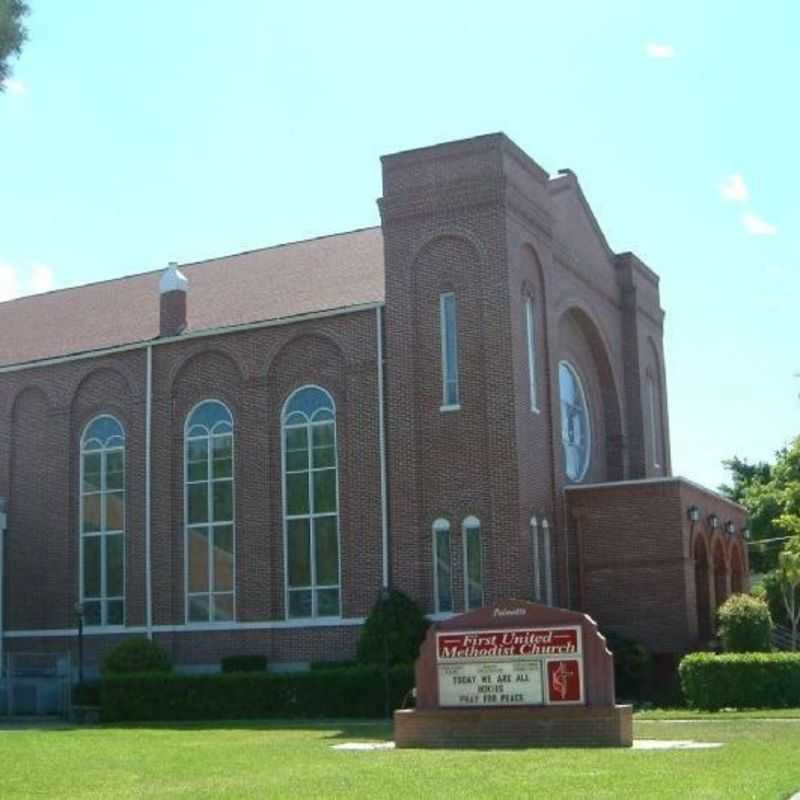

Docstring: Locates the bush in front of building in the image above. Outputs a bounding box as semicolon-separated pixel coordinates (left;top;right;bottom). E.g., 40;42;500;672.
100;665;414;722
102;637;172;676
717;593;773;652
679;652;800;710
220;655;267;673
357;590;429;667
600;629;654;702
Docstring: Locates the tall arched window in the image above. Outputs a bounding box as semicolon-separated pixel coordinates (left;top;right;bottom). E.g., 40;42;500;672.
559;361;591;481
282;386;340;618
185;400;235;623
80;415;125;627
432;518;452;613
525;297;539;412
646;374;661;470
463;516;483;611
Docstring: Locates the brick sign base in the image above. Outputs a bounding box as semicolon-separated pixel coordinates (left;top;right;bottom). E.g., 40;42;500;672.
394;599;632;748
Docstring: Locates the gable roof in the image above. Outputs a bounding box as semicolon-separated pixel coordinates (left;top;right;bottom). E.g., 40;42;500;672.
0;227;385;369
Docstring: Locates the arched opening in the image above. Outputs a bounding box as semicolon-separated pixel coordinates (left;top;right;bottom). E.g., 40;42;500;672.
712;539;729;616
694;536;712;641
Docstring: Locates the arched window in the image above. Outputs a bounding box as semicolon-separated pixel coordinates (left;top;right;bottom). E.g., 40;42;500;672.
558;361;591;481
530;516;542;602
80;415;126;627
463;516;483;611
282;386;340;618
432;518;452;613
185;400;234;623
525;297;539;412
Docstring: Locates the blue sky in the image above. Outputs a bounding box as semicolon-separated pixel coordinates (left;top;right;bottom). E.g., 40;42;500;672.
1;1;797;489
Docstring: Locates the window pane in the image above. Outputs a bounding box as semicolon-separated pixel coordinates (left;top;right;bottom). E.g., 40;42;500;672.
435;528;452;612
213;435;233;478
82;453;101;492
188;484;209;524
83;601;101;626
289;589;312;618
285;387;332;420
82;494;101;533
466;528;483;610
312;424;334;448
315;516;339;586
188;595;210;623
188;528;210;593
106;599;124;626
212;593;234;622
286;473;309;515
187;439;209;482
312;444;335;469
313;469;336;514
106;491;125;531
106;450;125;490
287;519;311;587
83;537;101;597
444;380;458;408
317;588;340;617
106;534;124;597
285;427;307;451
286;450;308;471
441;293;459;404
212;481;233;522
212;525;234;591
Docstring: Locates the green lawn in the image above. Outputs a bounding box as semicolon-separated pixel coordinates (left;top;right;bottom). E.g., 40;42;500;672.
2;713;800;799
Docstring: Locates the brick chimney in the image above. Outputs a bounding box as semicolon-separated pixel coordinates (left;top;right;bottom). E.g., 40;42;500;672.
159;261;188;337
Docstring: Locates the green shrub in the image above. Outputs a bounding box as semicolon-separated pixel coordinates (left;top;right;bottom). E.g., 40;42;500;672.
717;593;773;652
679;652;800;710
221;655;267;674
72;680;102;706
601;629;653;702
102;637;171;676
357;590;428;667
100;665;414;722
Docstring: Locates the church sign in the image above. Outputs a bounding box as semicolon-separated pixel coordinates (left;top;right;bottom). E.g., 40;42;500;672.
394;599;632;748
436;626;583;706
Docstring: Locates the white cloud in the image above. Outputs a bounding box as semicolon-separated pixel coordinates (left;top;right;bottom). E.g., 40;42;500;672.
0;262;57;302
2;78;27;95
29;263;55;294
645;42;676;59
741;212;777;236
721;174;749;203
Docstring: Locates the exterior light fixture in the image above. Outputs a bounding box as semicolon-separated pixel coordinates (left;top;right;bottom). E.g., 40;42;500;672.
725;521;736;535
687;505;701;522
708;513;720;529
743;528;751;540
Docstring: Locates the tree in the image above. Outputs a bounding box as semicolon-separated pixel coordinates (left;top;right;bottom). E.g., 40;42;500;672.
0;0;29;90
720;436;800;572
778;538;800;650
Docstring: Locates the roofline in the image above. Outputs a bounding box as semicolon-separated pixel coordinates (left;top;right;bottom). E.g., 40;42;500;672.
0;300;385;375
0;225;382;310
564;476;747;513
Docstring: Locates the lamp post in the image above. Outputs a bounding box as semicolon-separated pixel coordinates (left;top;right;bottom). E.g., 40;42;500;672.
74;602;84;686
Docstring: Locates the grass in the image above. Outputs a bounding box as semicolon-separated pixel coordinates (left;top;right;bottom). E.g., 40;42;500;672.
1;713;800;799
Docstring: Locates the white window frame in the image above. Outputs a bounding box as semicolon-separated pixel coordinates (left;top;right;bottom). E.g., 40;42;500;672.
525;297;539;413
281;385;342;620
558;360;592;482
462;515;484;611
647;375;661;470
183;399;236;625
79;414;126;629
543;518;553;606
439;292;460;411
432;518;453;614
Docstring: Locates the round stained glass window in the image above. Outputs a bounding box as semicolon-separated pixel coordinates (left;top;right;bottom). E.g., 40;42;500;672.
559;361;591;481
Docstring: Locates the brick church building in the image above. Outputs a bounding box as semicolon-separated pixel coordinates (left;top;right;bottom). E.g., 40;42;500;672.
0;134;748;675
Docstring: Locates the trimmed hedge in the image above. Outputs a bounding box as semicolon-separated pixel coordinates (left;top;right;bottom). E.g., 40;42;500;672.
103;637;171;676
679;652;800;710
220;655;267;673
717;594;772;652
100;665;414;722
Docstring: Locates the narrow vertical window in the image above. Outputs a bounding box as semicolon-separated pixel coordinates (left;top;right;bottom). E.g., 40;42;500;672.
647;376;660;469
440;292;460;408
530;516;541;602
463;516;483;610
525;298;539;412
185;401;235;623
433;518;452;613
80;416;126;627
283;386;340;619
543;519;553;606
